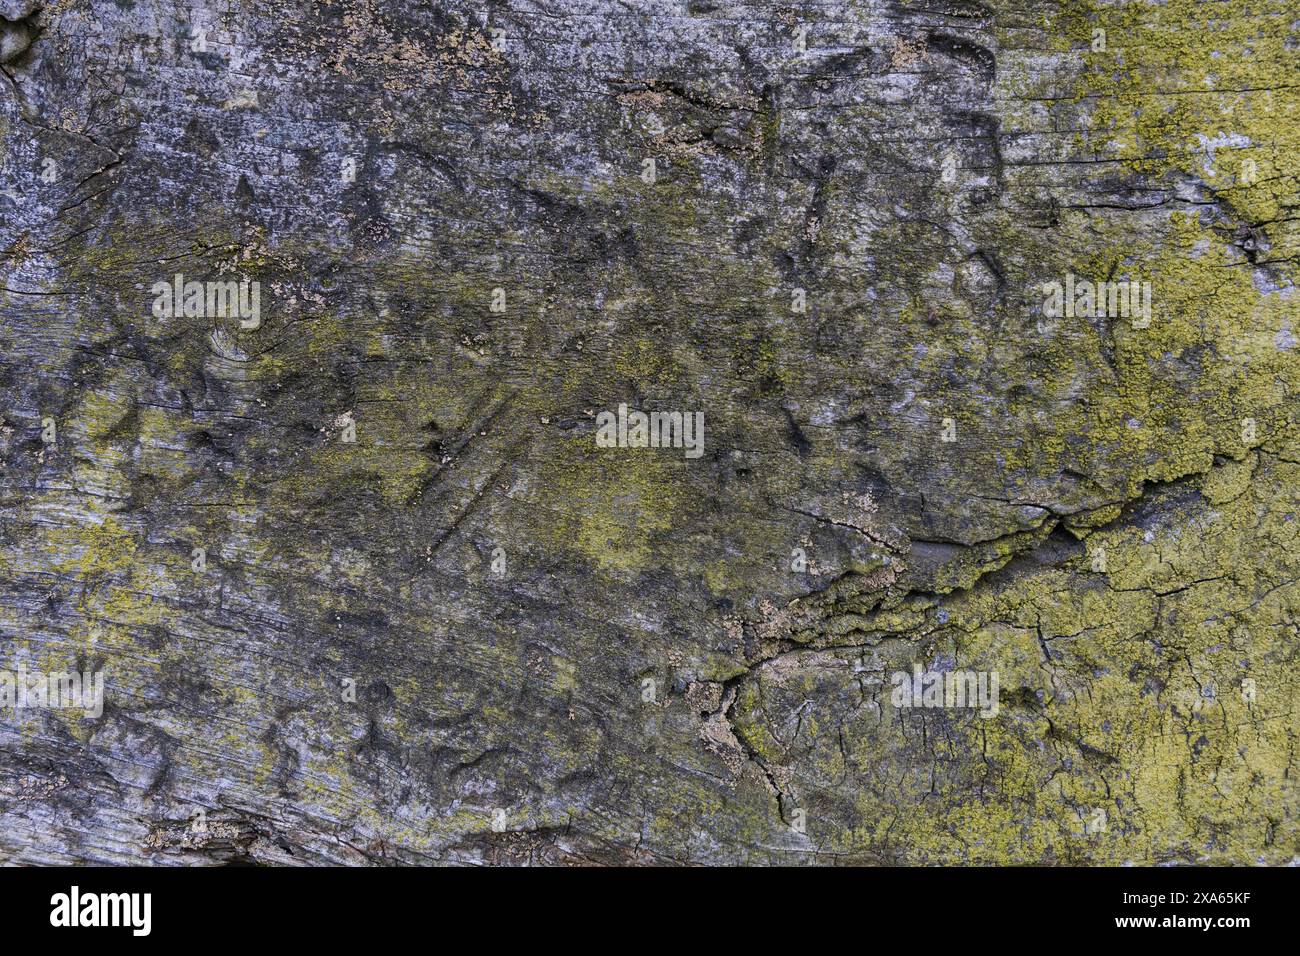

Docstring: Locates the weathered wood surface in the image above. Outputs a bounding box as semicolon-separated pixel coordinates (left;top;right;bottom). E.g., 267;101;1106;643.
0;0;1295;864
